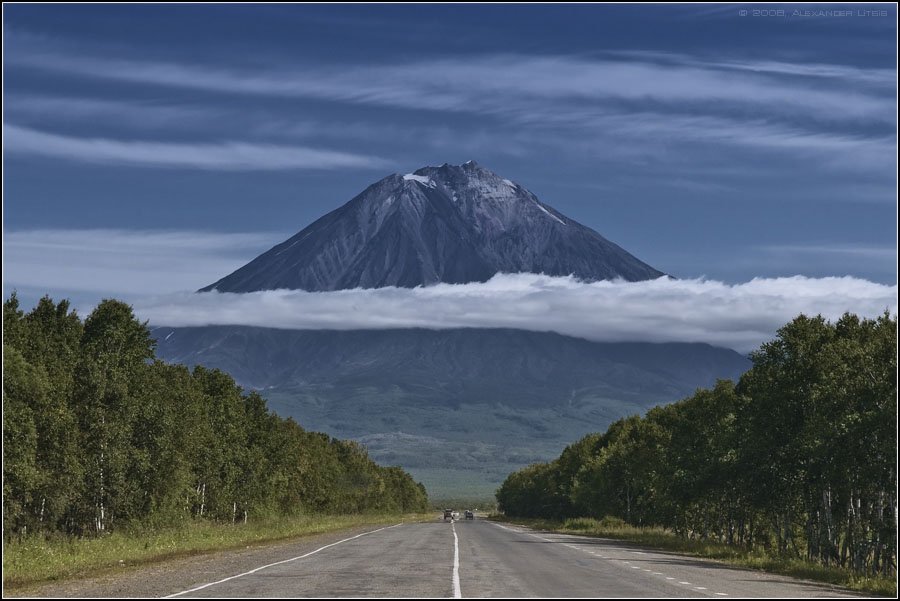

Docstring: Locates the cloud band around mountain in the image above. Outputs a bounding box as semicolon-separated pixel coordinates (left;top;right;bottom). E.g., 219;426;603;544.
134;273;897;353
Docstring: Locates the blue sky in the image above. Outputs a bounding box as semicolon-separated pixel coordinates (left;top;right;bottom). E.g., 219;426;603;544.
3;4;897;313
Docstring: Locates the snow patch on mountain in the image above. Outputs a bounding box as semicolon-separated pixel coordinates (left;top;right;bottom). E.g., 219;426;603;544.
535;203;566;225
403;173;434;187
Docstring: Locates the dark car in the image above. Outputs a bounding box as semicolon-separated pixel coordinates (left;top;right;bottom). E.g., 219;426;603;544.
464;510;474;520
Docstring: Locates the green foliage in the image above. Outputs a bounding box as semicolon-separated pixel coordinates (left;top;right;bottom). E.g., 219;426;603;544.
496;462;562;519
2;295;428;541
493;515;896;597
2;347;41;534
497;312;897;579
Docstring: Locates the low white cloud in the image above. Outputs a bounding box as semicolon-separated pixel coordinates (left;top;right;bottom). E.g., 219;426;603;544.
3;125;391;171
6;230;894;353
132;274;897;353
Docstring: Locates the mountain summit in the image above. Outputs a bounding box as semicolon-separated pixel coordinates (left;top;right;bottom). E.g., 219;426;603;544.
200;161;664;292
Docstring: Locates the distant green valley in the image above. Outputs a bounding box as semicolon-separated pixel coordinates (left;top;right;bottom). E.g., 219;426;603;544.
153;327;750;500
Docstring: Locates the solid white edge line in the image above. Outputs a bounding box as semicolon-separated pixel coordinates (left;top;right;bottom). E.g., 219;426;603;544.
492;522;728;597
162;523;404;598
451;521;462;598
488;522;732;595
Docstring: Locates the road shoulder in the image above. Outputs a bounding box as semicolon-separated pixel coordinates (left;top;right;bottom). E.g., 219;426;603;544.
4;521;408;598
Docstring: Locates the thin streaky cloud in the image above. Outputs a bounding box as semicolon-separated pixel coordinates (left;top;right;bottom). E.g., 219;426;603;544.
512;109;894;168
8;50;894;124
6;41;892;176
603;50;896;88
5;228;282;254
15;94;882;168
3;229;284;295
759;244;898;260
5;94;219;128
3;124;392;171
7;102;888;181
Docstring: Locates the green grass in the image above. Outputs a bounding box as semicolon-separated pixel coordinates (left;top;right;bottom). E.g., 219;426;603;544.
3;512;432;590
491;515;896;597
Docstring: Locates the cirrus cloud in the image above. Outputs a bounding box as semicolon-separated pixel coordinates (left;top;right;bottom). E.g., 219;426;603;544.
3;124;391;171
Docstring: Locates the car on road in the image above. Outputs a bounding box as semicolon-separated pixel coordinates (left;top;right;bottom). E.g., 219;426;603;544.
443;509;453;521
464;510;474;520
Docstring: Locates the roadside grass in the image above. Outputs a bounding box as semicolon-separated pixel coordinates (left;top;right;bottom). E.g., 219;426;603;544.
3;512;433;590
490;515;896;597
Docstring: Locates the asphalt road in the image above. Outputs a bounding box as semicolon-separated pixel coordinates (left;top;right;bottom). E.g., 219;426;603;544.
159;517;861;598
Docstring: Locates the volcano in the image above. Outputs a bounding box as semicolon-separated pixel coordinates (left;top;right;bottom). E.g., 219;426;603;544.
200;161;664;292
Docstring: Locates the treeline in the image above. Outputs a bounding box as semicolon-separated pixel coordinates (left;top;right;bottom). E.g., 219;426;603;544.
3;294;428;538
497;312;896;577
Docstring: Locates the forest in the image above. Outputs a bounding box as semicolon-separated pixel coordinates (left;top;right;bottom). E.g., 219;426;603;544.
497;312;897;578
3;293;428;539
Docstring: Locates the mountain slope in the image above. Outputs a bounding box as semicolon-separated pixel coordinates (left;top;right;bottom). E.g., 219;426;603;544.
152;326;748;406
200;161;664;292
152;326;749;498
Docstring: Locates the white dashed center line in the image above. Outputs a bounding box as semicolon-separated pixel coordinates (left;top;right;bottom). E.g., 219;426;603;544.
451;521;461;598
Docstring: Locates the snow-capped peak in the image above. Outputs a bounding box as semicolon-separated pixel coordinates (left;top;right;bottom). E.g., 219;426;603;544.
199;160;665;293
403;173;432;184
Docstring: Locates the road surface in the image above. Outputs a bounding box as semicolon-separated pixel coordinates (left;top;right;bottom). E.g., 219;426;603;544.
13;518;866;598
